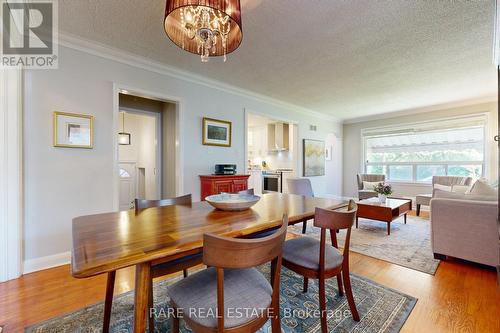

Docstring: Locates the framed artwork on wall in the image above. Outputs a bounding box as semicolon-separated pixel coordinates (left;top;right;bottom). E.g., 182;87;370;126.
53;112;94;148
303;139;325;177
202;117;232;147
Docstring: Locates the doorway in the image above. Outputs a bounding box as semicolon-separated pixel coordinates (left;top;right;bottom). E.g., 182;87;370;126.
116;91;180;210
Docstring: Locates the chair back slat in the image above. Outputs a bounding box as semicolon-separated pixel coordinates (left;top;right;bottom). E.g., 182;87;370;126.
203;215;288;269
134;194;192;211
314;200;357;259
313;200;357;230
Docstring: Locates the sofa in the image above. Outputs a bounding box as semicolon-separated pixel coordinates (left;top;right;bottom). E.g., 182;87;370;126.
430;190;499;268
357;174;385;200
416;176;473;215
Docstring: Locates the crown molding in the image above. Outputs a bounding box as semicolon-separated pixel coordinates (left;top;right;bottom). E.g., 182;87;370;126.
343;95;497;124
57;32;339;122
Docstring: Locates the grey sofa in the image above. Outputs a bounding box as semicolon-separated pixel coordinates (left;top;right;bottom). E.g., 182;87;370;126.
430;190;499;268
416;176;473;215
357;174;385;200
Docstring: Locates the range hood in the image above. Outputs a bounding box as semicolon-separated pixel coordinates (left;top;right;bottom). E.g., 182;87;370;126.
267;122;289;151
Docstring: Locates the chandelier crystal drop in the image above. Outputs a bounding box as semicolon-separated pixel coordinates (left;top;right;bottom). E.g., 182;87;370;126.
164;1;242;62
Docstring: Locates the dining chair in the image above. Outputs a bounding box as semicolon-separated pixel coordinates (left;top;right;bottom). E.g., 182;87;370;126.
282;200;360;332
287;178;314;233
238;188;254;195
168;215;289;333
103;194;203;333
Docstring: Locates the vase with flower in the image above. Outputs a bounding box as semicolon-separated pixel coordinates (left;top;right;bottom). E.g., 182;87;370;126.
373;183;393;203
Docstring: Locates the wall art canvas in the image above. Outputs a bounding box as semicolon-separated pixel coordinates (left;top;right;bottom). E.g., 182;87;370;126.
53;112;93;148
303;139;325;176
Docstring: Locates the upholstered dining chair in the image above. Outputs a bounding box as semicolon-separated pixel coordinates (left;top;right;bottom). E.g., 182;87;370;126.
282;200;360;332
168;215;289;333
357;174;385;200
287;178;314;233
238;188;255;195
103;194;202;333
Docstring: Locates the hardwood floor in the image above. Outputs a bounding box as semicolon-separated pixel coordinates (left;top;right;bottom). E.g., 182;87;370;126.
0;211;499;332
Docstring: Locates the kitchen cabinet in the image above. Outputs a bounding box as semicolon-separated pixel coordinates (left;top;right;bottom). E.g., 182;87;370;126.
199;175;250;201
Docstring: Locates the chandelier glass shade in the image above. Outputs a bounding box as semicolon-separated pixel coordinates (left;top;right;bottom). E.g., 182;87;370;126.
164;0;242;62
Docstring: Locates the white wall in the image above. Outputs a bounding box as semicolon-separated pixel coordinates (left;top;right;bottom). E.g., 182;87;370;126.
342;102;498;198
23;45;342;266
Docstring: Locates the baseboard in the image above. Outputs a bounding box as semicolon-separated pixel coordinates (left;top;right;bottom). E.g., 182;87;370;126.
23;251;71;274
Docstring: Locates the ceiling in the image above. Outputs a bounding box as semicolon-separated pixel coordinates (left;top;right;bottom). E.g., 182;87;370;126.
59;0;497;120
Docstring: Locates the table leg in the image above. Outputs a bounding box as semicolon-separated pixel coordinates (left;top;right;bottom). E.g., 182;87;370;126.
404;213;407;224
103;271;116;333
355;216;358;228
134;262;151;333
387;222;390;235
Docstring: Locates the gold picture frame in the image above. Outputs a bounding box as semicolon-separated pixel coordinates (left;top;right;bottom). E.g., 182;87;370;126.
53;111;94;148
202;117;232;147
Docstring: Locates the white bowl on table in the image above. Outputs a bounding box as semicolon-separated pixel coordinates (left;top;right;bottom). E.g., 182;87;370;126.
205;193;261;211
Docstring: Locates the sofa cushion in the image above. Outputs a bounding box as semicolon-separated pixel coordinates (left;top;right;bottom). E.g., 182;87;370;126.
467;179;497;197
363;181;382;190
433;189;496;202
434;184;451;192
451;185;470;194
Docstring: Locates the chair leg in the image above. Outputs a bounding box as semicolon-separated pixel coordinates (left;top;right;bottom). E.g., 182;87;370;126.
302;220;307;234
303;277;308;293
336;272;344;296
172;307;180;333
416;204;421;216
183;269;188;278
342;269;360;321
103;271;116;333
148;277;154;333
271;301;281;333
318;276;328;333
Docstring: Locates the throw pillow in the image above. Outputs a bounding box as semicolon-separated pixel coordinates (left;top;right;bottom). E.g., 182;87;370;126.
363;181;382;190
451;185;470;194
433;184;452;192
468;179;497;196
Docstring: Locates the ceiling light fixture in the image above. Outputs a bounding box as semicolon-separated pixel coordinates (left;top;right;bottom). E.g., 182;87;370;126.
164;0;243;62
118;112;131;145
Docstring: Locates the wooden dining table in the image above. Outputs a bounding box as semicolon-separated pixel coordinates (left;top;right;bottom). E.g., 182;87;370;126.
71;193;348;332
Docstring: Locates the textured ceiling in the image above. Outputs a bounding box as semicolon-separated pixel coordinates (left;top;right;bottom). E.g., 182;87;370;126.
58;0;497;120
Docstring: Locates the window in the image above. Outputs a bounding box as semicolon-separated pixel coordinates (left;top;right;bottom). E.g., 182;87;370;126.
363;115;486;183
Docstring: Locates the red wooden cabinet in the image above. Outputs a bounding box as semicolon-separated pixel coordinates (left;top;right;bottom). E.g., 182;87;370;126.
200;175;250;201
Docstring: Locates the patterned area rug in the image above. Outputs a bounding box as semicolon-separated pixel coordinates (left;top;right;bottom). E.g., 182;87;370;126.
290;215;439;274
26;266;416;333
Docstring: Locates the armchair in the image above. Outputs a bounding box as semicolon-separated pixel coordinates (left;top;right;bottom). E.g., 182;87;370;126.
357;174;385;200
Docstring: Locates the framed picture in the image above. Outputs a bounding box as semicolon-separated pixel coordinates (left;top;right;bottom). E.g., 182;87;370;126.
303;139;325;177
202;117;232;147
325;145;332;161
53;112;94;148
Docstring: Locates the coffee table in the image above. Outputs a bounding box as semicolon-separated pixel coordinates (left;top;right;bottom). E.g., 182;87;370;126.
356;198;412;235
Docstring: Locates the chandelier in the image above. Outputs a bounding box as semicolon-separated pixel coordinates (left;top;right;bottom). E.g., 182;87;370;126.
164;0;243;62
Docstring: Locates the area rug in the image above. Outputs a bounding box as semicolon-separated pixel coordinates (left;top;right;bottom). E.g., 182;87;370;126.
25;266;416;333
290;215;440;275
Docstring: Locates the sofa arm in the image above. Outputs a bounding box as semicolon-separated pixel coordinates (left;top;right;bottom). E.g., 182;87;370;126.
430;198;499;267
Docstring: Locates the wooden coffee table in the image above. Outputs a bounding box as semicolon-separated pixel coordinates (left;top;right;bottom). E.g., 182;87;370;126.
356;198;412;235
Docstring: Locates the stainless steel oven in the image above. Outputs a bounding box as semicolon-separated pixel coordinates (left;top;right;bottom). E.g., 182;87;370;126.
262;172;282;192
